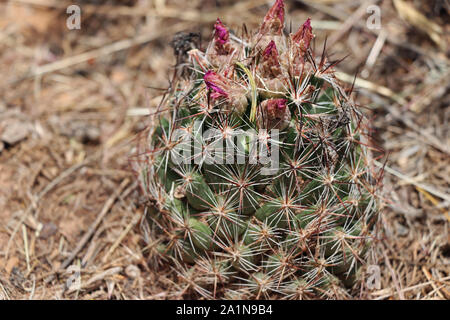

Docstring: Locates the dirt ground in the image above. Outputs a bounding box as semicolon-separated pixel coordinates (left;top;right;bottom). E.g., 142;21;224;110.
0;0;448;300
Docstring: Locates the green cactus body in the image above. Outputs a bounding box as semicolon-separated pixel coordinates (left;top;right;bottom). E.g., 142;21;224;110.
131;0;381;299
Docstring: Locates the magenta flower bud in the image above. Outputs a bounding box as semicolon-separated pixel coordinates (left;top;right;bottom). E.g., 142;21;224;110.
204;70;228;100
276;99;286;110
260;0;285;35
203;70;247;115
258;98;291;130
263;40;280;66
263;40;278;60
267;98;287;114
261;40;282;79
214;18;229;46
292;18;314;53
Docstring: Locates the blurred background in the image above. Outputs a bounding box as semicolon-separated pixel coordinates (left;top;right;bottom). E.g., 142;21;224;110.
0;0;448;299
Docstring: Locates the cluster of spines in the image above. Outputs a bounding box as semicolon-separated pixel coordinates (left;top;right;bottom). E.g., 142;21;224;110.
130;0;382;299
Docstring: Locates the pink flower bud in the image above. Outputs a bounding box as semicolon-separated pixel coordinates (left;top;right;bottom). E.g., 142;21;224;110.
214;18;229;46
261;40;282;79
263;41;279;60
292;18;314;53
260;0;285;35
258;98;291;130
204;70;228;100
267;98;287;114
203;70;247;115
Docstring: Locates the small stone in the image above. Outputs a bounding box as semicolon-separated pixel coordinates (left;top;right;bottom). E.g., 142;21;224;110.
0;120;29;145
395;221;409;237
5;256;19;275
61;121;100;144
38;222;58;239
9;267;26;290
125;265;140;279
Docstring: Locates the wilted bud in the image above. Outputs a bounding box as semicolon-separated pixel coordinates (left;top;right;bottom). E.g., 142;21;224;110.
214;19;229;45
207;18;237;67
204;70;228;100
261;40;281;77
258;41;286;98
292;18;314;58
214;18;230;53
257;98;291;130
203;70;247;115
260;0;285;35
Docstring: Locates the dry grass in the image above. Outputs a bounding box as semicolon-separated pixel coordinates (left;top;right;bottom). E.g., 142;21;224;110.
0;0;448;300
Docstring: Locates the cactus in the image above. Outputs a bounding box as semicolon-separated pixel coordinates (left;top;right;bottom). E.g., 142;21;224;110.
131;0;381;299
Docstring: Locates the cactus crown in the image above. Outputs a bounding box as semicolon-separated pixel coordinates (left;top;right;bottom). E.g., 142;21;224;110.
131;0;381;299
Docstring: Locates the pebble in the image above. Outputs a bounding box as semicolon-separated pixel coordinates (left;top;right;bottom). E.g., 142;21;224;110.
125;265;140;279
0;120;29;145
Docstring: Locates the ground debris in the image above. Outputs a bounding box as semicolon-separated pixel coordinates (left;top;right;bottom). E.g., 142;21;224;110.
0;119;30;146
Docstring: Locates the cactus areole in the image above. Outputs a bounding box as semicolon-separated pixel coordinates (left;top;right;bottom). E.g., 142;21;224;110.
131;0;382;299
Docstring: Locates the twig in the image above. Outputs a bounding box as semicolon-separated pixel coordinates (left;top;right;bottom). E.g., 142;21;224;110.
8;0;274;85
382;246;405;299
5;157;92;259
66;267;122;295
327;0;374;48
335;71;406;104
27;274;36;300
101;213;140;264
383;103;449;154
45;179;130;283
8;24;188;84
415;186;450;223
0;281;10;300
421;267;446;299
61;179;130;270
11;0;267;20
371;275;450;299
362;29;387;76
375;160;450;202
297;0;442;61
22;225;30;273
393;0;445;51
